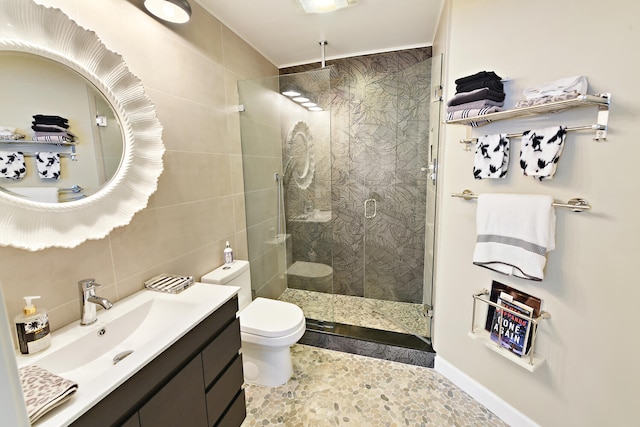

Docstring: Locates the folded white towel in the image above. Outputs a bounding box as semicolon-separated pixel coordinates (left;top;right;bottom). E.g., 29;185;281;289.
519;126;567;180
473;193;555;281
473;134;510;179
0;125;16;135
523;75;588;100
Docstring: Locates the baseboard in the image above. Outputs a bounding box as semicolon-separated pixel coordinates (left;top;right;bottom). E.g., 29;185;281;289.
434;356;540;427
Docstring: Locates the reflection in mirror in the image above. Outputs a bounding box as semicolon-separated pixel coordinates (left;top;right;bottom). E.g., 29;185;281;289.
0;0;164;251
285;121;315;190
0;52;124;202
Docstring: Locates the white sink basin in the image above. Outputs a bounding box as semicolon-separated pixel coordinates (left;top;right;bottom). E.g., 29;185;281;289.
33;298;197;379
16;283;239;427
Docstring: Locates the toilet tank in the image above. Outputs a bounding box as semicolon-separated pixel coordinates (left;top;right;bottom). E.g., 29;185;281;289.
201;260;252;311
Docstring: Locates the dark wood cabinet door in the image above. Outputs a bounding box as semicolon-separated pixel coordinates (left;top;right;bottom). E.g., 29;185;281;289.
139;355;207;427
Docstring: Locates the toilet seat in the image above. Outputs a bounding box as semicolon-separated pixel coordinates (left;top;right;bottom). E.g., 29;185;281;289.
240;297;305;338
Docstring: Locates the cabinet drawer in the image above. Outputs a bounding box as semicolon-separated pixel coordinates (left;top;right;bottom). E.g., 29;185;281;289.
202;317;241;387
71;296;238;427
138;354;207;427
205;355;244;427
216;389;246;427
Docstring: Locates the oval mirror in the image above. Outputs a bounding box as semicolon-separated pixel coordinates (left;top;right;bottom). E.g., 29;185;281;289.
0;0;164;251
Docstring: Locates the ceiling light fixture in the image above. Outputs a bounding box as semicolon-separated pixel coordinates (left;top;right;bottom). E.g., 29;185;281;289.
293;96;311;103
295;0;358;14
144;0;192;24
282;89;302;97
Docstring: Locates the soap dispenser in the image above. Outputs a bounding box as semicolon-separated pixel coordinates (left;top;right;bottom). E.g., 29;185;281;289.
224;241;234;264
15;296;51;355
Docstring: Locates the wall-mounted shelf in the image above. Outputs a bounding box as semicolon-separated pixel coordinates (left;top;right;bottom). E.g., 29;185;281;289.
469;289;551;372
0;140;77;160
446;93;611;141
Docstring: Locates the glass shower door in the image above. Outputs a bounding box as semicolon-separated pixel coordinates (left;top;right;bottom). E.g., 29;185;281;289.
361;56;440;342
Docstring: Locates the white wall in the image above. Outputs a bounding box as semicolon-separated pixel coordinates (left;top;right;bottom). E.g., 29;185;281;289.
433;0;640;426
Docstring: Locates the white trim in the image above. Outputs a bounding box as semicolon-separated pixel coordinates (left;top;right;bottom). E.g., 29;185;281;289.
279;43;433;69
434;355;540;427
0;286;29;426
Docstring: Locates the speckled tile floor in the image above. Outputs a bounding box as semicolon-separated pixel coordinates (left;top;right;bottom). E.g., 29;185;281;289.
279;289;430;337
241;345;508;427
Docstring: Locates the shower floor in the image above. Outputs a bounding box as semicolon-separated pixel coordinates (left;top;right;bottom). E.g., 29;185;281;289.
279;288;430;338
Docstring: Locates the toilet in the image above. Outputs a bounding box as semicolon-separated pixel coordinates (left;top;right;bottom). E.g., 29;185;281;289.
201;260;305;387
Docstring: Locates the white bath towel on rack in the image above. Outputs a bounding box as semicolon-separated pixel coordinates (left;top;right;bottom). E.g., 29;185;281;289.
473;193;555;281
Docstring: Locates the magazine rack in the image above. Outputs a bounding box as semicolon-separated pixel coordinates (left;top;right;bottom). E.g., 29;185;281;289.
469;289;551;372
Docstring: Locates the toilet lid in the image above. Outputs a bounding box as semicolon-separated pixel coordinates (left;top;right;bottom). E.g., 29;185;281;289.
240;298;305;338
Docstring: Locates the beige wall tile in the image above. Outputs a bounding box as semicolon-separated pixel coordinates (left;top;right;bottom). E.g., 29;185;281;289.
221;25;277;80
0;0;277;341
148;89;231;154
149;152;232;207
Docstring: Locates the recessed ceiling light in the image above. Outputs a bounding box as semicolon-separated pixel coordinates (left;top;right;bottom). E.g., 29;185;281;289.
282;89;302;97
301;102;317;107
308;106;324;111
144;0;192;24
293;96;310;103
295;0;358;14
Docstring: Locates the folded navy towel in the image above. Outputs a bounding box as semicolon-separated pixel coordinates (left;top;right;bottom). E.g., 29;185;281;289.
32;115;69;127
457;78;504;93
455;71;502;86
447;87;506;107
32;121;69;130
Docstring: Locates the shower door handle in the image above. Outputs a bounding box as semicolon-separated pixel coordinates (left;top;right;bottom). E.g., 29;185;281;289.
364;198;377;219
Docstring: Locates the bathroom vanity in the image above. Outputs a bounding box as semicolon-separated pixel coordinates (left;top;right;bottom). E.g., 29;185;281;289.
16;284;246;427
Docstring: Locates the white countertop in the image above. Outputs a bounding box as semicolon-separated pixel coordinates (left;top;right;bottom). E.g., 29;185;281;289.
15;283;239;427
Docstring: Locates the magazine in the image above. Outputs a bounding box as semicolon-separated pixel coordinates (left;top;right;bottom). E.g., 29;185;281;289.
490;292;534;356
484;280;542;331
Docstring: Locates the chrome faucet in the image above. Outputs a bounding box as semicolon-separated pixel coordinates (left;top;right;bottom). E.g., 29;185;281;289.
78;278;113;325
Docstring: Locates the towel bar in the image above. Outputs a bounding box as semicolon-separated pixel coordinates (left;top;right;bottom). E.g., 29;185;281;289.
451;189;591;212
458;124;606;149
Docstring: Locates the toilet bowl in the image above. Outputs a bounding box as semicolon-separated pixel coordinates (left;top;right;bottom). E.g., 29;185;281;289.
201;260;305;387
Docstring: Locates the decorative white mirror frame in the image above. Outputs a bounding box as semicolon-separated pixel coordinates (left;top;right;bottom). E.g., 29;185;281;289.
0;0;165;251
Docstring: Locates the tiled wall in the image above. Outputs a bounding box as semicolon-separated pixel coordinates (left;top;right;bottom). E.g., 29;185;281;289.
283;47;432;303
0;0;276;336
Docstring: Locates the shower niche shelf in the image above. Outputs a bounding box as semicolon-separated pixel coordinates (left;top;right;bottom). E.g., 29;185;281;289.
446;93;611;141
469;289;551;372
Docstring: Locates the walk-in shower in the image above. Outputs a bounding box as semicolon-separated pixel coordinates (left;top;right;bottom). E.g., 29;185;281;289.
238;48;441;351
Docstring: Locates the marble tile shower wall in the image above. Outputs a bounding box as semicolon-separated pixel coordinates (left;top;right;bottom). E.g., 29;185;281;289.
282;48;432;304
